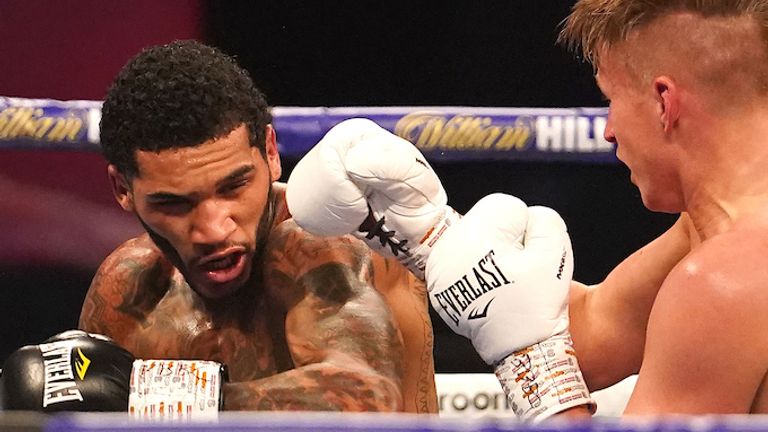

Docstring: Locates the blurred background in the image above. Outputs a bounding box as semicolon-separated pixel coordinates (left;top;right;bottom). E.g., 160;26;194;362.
0;0;677;373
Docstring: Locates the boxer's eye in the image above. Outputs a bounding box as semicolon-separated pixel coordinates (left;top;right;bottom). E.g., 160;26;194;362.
220;180;248;195
149;197;193;214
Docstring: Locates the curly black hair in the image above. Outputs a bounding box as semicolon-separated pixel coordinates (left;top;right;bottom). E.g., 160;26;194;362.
100;40;272;178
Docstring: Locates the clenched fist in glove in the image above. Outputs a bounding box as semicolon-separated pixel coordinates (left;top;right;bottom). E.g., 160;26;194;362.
0;330;226;419
426;194;595;421
286;118;460;279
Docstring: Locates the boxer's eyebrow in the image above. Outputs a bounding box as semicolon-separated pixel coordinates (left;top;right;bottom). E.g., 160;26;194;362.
145;165;256;202
216;164;255;187
145;191;189;203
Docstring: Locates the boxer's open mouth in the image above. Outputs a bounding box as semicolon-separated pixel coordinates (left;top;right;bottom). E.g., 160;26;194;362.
199;252;247;284
205;254;238;270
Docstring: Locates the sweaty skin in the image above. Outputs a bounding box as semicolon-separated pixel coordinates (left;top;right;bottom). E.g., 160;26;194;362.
79;184;437;411
571;212;768;414
563;11;768;415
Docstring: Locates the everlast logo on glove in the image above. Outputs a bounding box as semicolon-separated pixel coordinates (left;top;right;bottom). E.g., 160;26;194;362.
432;249;510;326
0;331;134;413
39;340;88;407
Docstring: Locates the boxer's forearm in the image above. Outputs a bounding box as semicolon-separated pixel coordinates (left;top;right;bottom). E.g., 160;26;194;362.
568;280;639;390
222;362;402;411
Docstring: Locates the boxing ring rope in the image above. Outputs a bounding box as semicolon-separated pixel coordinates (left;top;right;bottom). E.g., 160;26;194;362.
37;411;768;432
0;97;615;164
0;97;715;431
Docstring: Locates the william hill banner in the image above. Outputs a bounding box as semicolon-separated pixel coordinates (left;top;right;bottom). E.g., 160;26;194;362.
274;106;615;163
0;98;615;163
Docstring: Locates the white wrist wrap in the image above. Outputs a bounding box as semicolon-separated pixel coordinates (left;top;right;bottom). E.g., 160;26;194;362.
494;333;595;422
358;206;460;280
128;360;224;420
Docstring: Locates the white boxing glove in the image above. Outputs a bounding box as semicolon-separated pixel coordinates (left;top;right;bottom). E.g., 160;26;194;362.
286;118;460;279
426;194;594;421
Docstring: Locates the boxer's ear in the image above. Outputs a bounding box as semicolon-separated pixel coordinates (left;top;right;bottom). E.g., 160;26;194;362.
108;165;135;212
654;76;679;134
264;124;282;182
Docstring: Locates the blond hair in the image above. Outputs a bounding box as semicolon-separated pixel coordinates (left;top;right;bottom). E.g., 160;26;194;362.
559;0;768;105
558;0;768;67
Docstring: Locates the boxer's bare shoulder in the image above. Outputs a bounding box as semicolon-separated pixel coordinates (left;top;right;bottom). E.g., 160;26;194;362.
262;218;375;307
79;234;173;343
626;223;768;413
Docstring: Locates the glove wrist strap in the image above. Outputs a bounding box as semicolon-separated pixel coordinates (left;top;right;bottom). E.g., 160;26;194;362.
128;360;224;420
357;206;460;280
494;332;595;422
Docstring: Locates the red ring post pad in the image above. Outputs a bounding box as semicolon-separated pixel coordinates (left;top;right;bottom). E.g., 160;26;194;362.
40;411;768;432
0;97;616;164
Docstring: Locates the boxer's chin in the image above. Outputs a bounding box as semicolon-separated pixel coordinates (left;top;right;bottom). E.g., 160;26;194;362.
189;279;241;299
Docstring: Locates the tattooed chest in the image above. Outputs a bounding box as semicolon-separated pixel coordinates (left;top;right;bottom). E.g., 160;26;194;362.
124;303;289;382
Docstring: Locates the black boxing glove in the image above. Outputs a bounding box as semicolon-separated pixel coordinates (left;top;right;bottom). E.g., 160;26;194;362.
1;330;226;419
0;330;134;412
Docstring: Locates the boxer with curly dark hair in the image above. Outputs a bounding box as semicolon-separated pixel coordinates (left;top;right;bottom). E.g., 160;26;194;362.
0;40;437;416
100;40;272;178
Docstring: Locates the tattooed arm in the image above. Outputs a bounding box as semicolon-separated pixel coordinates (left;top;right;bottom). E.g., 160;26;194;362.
223;221;405;411
370;253;438;413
